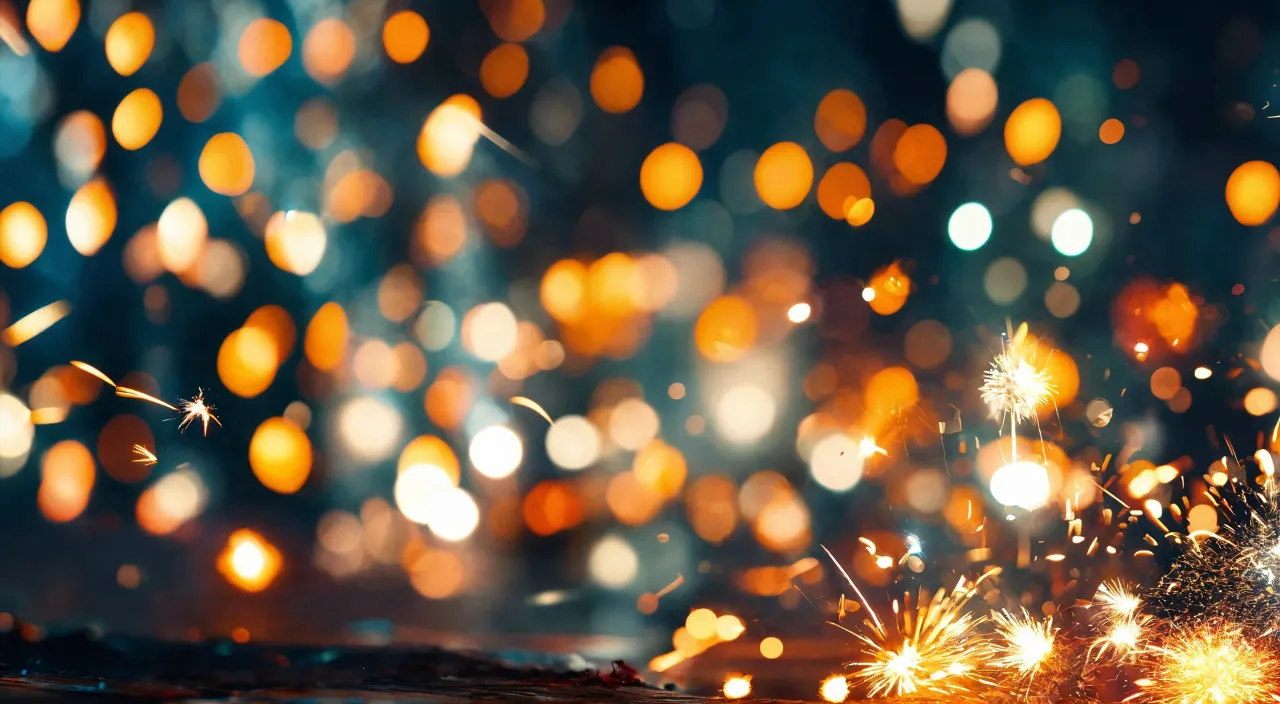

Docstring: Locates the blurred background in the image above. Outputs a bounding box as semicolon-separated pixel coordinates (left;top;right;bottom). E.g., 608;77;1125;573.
2;0;1280;697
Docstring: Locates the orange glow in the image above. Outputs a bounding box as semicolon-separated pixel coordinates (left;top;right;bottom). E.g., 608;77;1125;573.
1024;334;1080;411
695;295;758;363
1004;98;1062;166
302;18;355;85
686;475;738;544
586;253;639;318
26;0;79;52
417;95;482;177
846;197;875;226
104;12;153;76
295;98;338;150
424;366;475;431
249;417;312;494
590;46;644;114
865;261;910;315
523;480;584;536
245;305;296;364
606;471;664;526
65;178;117;256
633;439;687;499
1099;118;1125;145
754;142;814;210
816;162;871;220
304;302;348;372
947;68;998;136
38;440;95;523
1226;161;1280;226
111;88;163;150
482;0;544;41
474;179;527;246
177;63;221;123
265;210;327;275
413;195;468;266
238;18;292;77
541;259;588;323
97;414;154;483
377;265;424;322
0;201;47;268
398;435;460;482
815;89;867;152
892;124;947;185
217;326;279;398
480;43;529;98
199;133;255;196
217;529;282;592
383;10;429;63
865;366;919;417
640;143;703;211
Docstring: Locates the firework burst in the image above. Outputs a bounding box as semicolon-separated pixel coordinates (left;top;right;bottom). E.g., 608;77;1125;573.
177;388;221;436
1140;623;1280;704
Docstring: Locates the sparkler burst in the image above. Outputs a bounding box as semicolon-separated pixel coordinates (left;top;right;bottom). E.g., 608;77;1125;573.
1141;624;1280;704
980;346;1054;427
990;609;1058;679
177;389;221;436
131;444;157;467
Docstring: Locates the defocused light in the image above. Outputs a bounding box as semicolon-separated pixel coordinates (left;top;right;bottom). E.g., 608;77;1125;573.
816;162;871;220
530;78;581;146
38;440;94;523
809;433;862;491
546;415;601;470
480;43;529;98
695;295;757;363
820;675;850;702
1226;161;1280;226
861;287;875;302
428;487;480;542
787;302;811;323
483;0;545;41
54;111;106;178
157;197;207;273
633;439;687;499
239;18;292;77
302;18;355;85
217;326;278;398
588;534;638;589
893;0;951;41
814;89;867;152
199;133;255;196
984;257;1027;304
609;398;660;451
948;202;992;251
418;96;482;177
26;0;79;52
415;301;456;351
641;143;703;210
395;463;454;524
337;396;401;463
590;46;643;113
0;392;34;473
249;417;312;494
990;461;1051;511
716;614;746;641
1004;98;1061;166
0;201;46;268
217;529;282;592
383;10;429;63
755;142;813;210
1099;118;1125;144
136;468;206;535
715;385;776;444
672;84;727;150
177;63;220;123
265;210;326;275
1245;387;1277;416
104;12;153;76
947;68;998;136
462;302;518;361
940;18;1000;79
65;177;116;255
760;636;785;658
893;123;947;184
469;426;523;478
304;302;348;371
1051;208;1093;256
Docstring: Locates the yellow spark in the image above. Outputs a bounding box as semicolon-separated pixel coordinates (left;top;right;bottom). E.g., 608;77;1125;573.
991;610;1057;678
1090;615;1143;662
510;396;553;425
70;361;117;387
1;300;70;347
980;348;1053;425
1094;580;1142;618
178;388;221;435
859;435;888;459
116;386;179;412
1143;625;1278;704
132;444;157;467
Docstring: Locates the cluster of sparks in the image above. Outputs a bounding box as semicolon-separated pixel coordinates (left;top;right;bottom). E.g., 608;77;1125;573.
69;361;221;438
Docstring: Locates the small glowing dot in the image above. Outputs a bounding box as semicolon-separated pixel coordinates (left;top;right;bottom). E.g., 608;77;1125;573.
1194;367;1211;380
1053;266;1069;281
760;636;784;659
861;287;875;302
786;302;811;323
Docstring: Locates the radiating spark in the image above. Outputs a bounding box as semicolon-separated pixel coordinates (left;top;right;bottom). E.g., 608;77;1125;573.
1142;624;1279;704
860;435;888;458
1;300;70;347
1095;580;1142;618
906;534;924;556
510;396;553;425
1091;615;1144;662
991;610;1057;679
178;389;221;435
70;361;117;387
132;444;157;467
980;346;1053;427
116;386;179;412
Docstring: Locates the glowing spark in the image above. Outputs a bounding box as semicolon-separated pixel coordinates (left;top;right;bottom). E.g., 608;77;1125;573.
1091;615;1143;661
1095;580;1142;618
1;300;70;347
860;435;888;459
722;675;752;699
70;361;117;387
818;675;850;703
991;610;1057;678
132;445;157;467
116;386;179;412
1143;625;1278;704
510;396;553;425
906;534;924;556
980;348;1053;426
822;545;885;635
178;389;221;435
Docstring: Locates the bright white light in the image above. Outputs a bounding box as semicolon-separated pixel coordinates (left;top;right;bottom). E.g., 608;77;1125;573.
468;426;523;478
608;398;660;451
989;460;1051;511
787;302;811;323
948;202;992;251
426;487;479;542
394;463;454;524
588;534;638;589
545;415;601;470
809;434;863;492
336;396;402;463
714;385;776;444
1051;208;1093;257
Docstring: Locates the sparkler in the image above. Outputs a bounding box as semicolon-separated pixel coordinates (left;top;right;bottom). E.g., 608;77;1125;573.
177;389;221;436
131;445;157;467
1140;623;1280;704
979;325;1054;464
990;610;1058;679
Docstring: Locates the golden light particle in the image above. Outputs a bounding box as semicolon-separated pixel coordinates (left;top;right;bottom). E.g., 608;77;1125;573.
383;10;429;63
0;202;47;268
111;88;162;151
238;18;291;77
199;133;255;196
590;46;643;114
754;142;813;210
640;143;703;211
104;12;154;76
